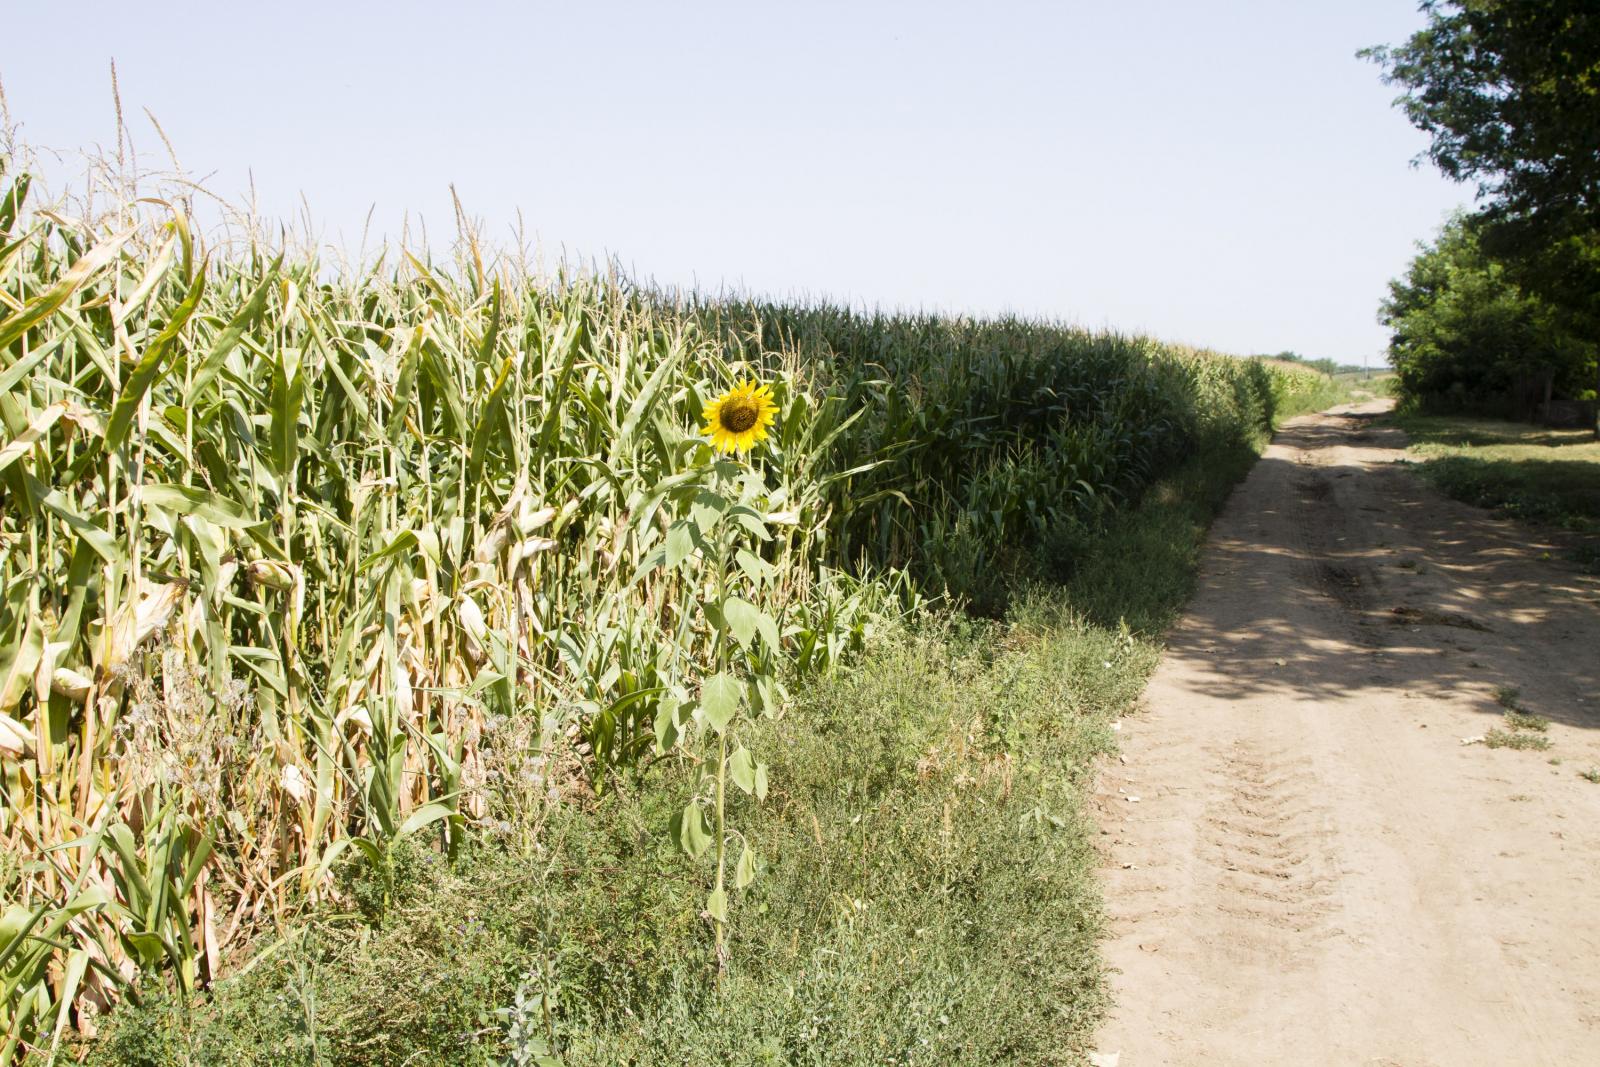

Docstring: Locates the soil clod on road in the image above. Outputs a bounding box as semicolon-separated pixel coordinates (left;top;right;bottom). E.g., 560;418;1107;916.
1095;400;1600;1066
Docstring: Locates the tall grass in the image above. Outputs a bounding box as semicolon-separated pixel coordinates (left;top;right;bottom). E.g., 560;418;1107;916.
0;143;1336;1059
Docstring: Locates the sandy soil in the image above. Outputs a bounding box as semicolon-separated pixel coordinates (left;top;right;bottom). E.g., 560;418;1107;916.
1093;400;1600;1066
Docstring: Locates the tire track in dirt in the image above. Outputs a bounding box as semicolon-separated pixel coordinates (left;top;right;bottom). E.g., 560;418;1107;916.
1093;400;1600;1066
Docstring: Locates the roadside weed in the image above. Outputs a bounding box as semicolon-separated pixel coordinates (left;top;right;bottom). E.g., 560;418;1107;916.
1483;729;1552;751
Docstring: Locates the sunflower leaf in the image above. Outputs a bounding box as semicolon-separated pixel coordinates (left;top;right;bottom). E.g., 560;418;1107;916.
669;803;712;859
706;886;728;922
723;596;759;649
728;745;757;794
755;610;781;654
734;548;775;585
726;505;770;541
664;520;697;570
653;696;682;753
691;490;726;535
700;672;741;733
734;843;757;889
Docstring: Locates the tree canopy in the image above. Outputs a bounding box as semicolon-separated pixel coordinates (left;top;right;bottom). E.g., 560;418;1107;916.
1367;1;1600;425
1382;216;1595;414
1363;1;1599;235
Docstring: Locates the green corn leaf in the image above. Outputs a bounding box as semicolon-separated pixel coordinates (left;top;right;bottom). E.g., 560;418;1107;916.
179;831;215;899
398;801;457;839
188;262;278;399
322;346;381;438
403;251;460;316
229;646;289;698
467;355;513;483
361;532;417;571
0;611;43;713
476;278;501;362
104;264;207;451
0;228;134;353
104;824;154;912
0;330;69;396
420;342;468;436
0;902;49;981
0;171;30;236
142;483;257;528
616;339;684;454
268;346;303;479
38;484;118;562
385;326;424;443
0;400;66;475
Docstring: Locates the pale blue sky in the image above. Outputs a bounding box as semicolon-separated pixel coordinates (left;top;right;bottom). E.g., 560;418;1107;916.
2;0;1465;364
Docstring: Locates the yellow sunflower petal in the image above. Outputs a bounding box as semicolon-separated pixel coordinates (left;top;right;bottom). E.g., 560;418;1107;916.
701;380;778;454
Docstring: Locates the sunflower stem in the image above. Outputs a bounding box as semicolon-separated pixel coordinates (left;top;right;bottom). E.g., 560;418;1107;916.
712;477;732;982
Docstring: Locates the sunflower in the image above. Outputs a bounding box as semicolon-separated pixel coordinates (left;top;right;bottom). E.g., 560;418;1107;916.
702;380;778;454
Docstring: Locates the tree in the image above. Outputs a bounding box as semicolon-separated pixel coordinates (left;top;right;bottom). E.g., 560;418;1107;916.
1363;1;1599;230
1364;0;1600;428
1381;217;1595;415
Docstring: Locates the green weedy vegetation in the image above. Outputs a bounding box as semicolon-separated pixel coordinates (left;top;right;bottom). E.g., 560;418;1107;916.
0;144;1340;1065
1392;411;1600;572
81;452;1261;1067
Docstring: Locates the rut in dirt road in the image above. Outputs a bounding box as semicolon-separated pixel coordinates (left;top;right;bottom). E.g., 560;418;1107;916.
1094;400;1600;1067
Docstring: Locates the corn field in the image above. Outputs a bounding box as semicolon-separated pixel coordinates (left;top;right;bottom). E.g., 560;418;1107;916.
0;149;1334;1060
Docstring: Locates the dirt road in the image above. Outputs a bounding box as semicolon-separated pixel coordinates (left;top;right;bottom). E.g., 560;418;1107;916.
1094;400;1600;1066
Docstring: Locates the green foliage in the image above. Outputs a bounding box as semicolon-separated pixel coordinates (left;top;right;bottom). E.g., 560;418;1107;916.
1380;217;1596;414
334;835;435;926
1426;456;1600;531
77;435;1269;1067
1365;1;1600;419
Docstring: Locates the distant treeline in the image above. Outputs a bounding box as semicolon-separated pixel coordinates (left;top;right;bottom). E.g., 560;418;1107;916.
1258;352;1370;378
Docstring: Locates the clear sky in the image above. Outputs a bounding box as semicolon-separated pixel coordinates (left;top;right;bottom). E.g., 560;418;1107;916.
1;0;1467;365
